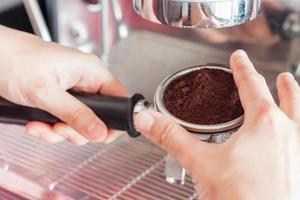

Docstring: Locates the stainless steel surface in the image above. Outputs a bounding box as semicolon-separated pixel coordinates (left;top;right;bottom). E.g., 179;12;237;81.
0;188;26;200
0;167;47;199
290;38;300;78
45;0;125;59
133;0;262;28
165;154;186;185
54;0;102;55
101;0;111;62
22;0;52;41
40;0;300;63
109;31;291;101
0;124;196;199
282;0;300;11
154;65;244;133
133;100;151;115
282;12;300;39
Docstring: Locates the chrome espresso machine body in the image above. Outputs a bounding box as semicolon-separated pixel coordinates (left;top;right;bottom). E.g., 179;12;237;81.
0;0;300;199
24;0;300;66
51;0;300;78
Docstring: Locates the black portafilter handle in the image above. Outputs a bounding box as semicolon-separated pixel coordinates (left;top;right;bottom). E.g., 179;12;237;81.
0;93;146;138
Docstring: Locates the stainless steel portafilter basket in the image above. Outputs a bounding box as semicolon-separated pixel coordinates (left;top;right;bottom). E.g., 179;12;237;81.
133;0;262;28
154;64;244;185
155;65;244;134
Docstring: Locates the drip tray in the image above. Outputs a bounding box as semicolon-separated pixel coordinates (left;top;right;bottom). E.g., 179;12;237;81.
0;124;196;199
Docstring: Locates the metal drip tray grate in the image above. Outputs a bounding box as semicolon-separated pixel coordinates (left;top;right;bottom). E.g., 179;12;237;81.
0;188;27;200
0;124;196;199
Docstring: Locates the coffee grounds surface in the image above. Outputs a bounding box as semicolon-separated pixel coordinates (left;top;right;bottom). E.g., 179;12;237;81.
163;68;243;125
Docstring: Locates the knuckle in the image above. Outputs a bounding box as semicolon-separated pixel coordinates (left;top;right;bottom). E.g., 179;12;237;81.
66;106;89;127
256;73;266;83
247;72;266;84
254;101;277;125
236;71;266;86
257;101;274;115
158;122;178;150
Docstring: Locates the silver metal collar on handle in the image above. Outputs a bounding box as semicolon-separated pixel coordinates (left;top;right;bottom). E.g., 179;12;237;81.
133;0;262;28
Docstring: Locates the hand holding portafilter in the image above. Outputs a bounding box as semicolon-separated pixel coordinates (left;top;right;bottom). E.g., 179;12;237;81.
135;50;300;199
0;24;243;148
0;25;243;146
0;93;147;138
153;65;244;185
0;25;131;145
0;63;241;146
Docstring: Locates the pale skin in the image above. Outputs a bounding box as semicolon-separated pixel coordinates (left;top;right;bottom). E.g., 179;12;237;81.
0;25;130;145
135;50;300;199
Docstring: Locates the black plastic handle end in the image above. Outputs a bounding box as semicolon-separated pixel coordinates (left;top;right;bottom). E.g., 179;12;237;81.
0;93;145;138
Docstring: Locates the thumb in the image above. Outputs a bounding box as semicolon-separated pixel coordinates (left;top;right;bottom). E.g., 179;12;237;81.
33;86;108;142
135;110;210;169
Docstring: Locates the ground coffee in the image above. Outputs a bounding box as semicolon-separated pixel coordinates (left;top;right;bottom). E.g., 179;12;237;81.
163;68;243;125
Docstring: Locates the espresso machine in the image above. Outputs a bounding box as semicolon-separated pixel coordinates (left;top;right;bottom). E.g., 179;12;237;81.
0;0;300;199
22;0;300;80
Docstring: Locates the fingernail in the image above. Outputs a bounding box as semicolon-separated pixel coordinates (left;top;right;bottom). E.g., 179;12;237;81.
86;122;107;142
236;49;248;58
282;72;295;80
135;111;155;132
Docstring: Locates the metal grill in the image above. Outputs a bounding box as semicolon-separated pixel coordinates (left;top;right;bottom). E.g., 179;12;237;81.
0;124;196;199
0;188;27;200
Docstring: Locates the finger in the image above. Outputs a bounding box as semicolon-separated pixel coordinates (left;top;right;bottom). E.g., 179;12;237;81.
135;110;211;169
53;123;89;145
99;75;130;97
277;72;300;121
54;123;124;145
26;122;65;144
73;57;130;97
230;50;275;115
103;130;125;144
33;86;108;142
